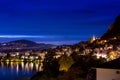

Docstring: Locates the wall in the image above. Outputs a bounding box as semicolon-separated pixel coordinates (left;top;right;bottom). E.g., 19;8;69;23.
97;68;120;80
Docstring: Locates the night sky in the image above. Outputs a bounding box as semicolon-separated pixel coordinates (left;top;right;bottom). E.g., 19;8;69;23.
0;0;120;45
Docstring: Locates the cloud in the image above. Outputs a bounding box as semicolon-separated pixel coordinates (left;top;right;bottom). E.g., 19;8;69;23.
0;35;90;39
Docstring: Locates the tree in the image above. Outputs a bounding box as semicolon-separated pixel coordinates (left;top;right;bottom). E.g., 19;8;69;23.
43;52;59;77
58;54;74;72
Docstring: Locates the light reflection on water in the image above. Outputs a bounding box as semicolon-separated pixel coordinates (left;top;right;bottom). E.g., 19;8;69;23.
0;62;43;80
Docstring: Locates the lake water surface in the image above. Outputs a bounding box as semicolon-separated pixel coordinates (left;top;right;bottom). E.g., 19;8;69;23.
0;62;43;80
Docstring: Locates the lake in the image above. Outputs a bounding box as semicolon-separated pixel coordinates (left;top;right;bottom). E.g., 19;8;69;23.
0;62;43;80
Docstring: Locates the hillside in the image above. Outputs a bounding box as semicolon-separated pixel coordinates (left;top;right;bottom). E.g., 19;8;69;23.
0;39;56;51
101;15;120;39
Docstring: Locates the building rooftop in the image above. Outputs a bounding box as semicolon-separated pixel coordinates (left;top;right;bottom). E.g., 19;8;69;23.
97;57;120;69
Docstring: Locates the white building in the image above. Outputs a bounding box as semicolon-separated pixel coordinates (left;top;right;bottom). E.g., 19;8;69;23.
87;57;120;80
97;68;120;80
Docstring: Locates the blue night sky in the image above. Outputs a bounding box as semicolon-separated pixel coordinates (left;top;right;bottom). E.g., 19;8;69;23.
0;0;120;45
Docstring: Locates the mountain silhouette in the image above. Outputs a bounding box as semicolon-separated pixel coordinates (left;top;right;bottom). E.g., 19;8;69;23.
7;39;38;46
101;15;120;39
0;39;56;51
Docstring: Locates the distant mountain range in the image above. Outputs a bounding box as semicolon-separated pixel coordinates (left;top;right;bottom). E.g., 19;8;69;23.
0;39;56;51
0;15;120;52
